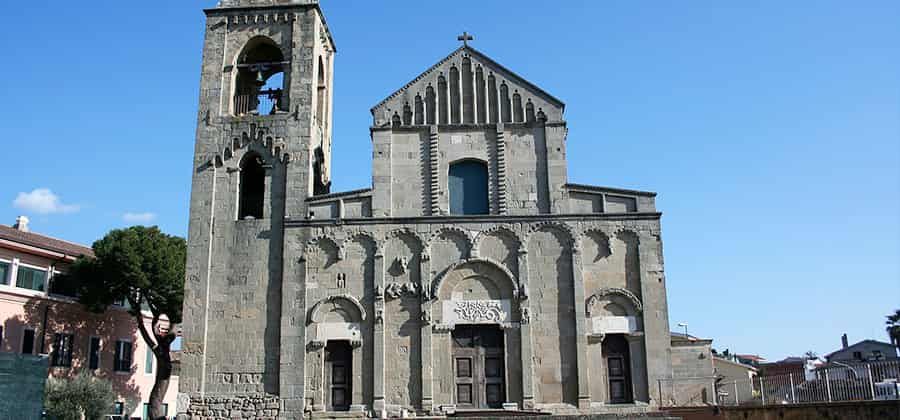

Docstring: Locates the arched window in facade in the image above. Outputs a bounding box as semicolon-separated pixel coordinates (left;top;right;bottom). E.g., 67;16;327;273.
234;37;286;116
449;160;489;215
239;154;266;220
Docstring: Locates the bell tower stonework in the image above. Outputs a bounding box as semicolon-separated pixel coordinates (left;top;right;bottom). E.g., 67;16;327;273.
180;0;333;418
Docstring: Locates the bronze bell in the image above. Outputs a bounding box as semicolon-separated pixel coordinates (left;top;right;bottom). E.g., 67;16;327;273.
255;70;266;86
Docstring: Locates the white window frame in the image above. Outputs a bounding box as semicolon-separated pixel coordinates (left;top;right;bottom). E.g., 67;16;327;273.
88;336;102;370
114;338;133;374
144;345;154;376
0;257;12;286
12;260;49;294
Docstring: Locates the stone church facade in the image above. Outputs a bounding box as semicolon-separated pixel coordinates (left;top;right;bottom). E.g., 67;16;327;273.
179;1;673;418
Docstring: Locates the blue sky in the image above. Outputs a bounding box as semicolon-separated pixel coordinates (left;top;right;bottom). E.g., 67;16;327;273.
0;1;897;361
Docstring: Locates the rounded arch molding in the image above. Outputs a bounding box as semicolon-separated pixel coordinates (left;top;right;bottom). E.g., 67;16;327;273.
586;287;643;317
472;225;522;256
307;294;367;325
430;257;520;301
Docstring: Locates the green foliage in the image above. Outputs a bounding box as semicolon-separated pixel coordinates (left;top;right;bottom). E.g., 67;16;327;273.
44;373;115;420
887;309;900;347
68;226;186;323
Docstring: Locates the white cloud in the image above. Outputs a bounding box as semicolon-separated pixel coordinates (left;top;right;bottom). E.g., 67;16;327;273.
122;212;157;224
13;188;80;214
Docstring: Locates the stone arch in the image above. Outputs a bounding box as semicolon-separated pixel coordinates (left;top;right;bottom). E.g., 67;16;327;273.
431;257;519;301
581;229;612;262
526;222;576;251
305;235;340;268
308;294;366;325
474;226;521;277
340;231;378;258
586;288;643;318
427;227;473;256
473;225;521;253
386;228;425;252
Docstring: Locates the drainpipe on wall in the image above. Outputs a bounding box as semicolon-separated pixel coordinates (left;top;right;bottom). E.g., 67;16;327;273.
39;304;49;354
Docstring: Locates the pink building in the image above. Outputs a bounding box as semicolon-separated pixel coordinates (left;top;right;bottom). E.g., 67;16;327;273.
0;216;178;419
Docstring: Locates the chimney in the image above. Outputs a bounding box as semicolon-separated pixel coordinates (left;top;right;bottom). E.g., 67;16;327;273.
841;333;848;349
13;216;29;232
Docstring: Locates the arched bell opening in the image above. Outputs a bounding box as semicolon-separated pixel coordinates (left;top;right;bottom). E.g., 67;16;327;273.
233;36;287;116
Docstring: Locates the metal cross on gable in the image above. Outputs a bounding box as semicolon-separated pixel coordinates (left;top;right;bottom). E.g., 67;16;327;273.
457;31;474;47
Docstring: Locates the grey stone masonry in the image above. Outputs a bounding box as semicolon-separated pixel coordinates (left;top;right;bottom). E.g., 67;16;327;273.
179;1;675;419
0;353;48;420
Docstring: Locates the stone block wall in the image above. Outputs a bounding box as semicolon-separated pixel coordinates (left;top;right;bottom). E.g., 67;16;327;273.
0;353;48;420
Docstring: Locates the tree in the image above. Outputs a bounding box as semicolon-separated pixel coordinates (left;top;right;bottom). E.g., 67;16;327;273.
67;226;185;420
887;309;900;348
45;373;116;420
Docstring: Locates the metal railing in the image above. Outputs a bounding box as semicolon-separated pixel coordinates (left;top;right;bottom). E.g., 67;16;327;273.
234;88;284;116
715;360;900;406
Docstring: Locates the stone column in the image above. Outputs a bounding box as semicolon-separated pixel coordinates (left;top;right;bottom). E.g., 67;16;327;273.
627;334;649;403
373;247;387;416
420;252;434;413
310;340;327;412
517;246;535;409
350;339;365;411
637;230;671;407
571;245;592;408
280;252;307;416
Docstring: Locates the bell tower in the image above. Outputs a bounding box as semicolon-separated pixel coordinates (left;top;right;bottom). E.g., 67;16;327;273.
180;0;334;417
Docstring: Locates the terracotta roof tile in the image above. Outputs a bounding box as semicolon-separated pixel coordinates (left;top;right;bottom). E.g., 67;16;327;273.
0;225;93;258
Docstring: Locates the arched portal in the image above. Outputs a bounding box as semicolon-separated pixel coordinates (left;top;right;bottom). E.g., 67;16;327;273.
432;259;521;409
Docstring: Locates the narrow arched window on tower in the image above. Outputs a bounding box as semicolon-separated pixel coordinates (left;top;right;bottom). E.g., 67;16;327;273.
488;74;498;123
449;160;489;215
462;57;474;123
239;154;266;220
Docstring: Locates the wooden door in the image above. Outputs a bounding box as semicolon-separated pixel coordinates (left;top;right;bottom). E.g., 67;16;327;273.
603;335;633;404
325;341;352;411
452;326;506;409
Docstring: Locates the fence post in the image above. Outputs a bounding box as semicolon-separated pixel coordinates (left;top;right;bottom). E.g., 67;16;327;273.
760;376;765;405
825;369;832;402
657;379;662;407
789;373;796;403
867;364;876;400
734;381;740;405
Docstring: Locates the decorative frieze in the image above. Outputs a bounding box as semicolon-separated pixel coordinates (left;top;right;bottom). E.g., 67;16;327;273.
443;300;511;324
384;282;420;299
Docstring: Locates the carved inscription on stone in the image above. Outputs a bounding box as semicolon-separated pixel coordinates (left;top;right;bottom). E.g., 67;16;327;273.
442;300;511;325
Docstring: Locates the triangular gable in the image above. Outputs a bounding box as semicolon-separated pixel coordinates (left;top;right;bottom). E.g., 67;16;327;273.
370;46;565;127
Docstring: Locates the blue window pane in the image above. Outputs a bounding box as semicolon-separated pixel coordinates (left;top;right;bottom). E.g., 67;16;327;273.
0;262;9;285
16;266;46;291
449;161;488;215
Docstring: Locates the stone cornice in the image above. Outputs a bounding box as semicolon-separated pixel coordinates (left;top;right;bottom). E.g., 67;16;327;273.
285;212;662;228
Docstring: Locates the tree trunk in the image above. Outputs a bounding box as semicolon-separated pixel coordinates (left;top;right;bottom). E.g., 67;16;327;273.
149;340;173;420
